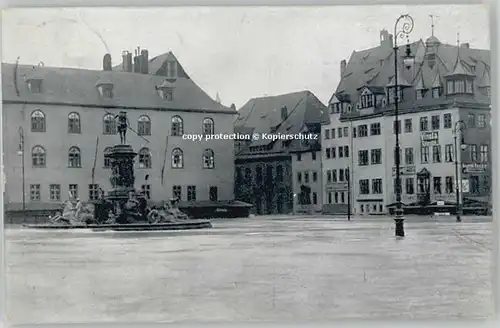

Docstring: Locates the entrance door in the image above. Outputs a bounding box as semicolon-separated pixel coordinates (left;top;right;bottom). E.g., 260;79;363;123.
209;186;218;201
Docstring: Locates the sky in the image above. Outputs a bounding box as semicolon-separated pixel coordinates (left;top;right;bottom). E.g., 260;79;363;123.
1;5;490;108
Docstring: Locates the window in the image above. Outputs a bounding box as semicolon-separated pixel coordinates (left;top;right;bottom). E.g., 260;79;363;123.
312;192;318;205
372;179;383;194
478;114;486;128
455;80;465;93
468;113;475;128
327;170;332;183
432;145;441;163
338;127;343;138
393;120;401;134
431;115;440;130
447;80;454;94
27;78;43;93
138;148;152;168
69;184;78;199
405;178;414;194
416;89;426;99
141;184;151;200
137;115;151;136
187;185;196;201
331;128;336;138
340;192;345;204
31;110;46;132
466;80;473;93
432;87;441;98
404;119;412;133
328;192;332;204
359;179;370;194
312;151;317;161
371;149;382;164
358;125;368;137
31;145;46;167
339;169;344;182
297;172;302;183
68;112;81;134
103;114;116;134
433;177;442;194
444;113;452;128
419;117;428;131
210;186;218;201
203;149;215;168
68;147;81;168
325;148;331;159
166;61;178;78
445;177;454;194
479;144;489;162
482;176;490;194
171;148;184;168
343;127;349;137
312;171;318;182
97;83;113;98
470;176;480;194
49;184;61;201
103;147;112;168
304;172;309;183
334;192;339;203
88;184;99;201
331;148;336;159
324;129;330;139
352;127;356;138
203;118;214;135
339;146;344;158
173;185;182;200
30;184;41;201
405;148;414;165
370;123;381;135
332;170;337;182
470;145;478;162
445;144;454;162
344;146;349;158
358;150;369;166
421;145;429;163
171;116;184;136
297;153;302;161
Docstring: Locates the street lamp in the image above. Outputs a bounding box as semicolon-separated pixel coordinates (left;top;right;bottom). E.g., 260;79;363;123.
393;14;414;237
453;120;467;222
17;126;26;211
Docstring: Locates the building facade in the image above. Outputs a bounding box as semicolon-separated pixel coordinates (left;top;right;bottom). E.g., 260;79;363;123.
234;91;329;215
291;142;322;214
2;49;237;210
325;31;491;215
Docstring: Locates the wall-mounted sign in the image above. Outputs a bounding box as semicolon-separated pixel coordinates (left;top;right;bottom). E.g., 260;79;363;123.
392;165;416;176
421;131;439;146
463;163;488;173
325;182;348;191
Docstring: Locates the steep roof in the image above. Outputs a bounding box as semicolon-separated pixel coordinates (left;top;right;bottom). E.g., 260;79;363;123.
2;60;234;113
235;90;329;150
113;51;191;78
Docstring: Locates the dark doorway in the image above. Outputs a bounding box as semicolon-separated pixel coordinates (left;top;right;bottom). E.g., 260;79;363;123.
417;168;431;206
209;186;218;201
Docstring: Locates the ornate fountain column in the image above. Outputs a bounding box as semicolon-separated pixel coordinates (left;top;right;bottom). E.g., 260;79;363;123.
107;144;137;201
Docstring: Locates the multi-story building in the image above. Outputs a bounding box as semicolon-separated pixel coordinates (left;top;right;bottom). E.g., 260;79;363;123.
2;48;237;210
234;91;329;215
324;30;491;215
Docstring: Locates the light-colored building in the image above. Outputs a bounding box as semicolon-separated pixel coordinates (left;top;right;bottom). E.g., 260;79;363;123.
2;49;237;210
324;30;491;215
291;145;322;214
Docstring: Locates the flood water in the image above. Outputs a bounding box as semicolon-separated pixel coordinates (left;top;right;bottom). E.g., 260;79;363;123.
4;217;494;324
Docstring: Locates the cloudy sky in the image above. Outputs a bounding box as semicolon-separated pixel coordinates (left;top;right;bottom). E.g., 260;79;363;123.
1;5;490;107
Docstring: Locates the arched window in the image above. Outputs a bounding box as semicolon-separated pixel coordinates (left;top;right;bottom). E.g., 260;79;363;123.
68;146;81;168
202;118;214;135
31;145;46;167
137;115;151;136
68;112;81;134
171;148;184;168
171;116;184;136
138;147;152;168
203;149;215;169
31;110;46;132
103;147;113;168
103;114;116;134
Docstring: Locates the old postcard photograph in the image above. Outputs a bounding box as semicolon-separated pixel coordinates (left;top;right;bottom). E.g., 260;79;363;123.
1;4;494;325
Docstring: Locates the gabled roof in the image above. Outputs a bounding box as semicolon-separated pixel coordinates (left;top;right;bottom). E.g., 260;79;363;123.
235;90;329;151
113;51;191;78
2;60;234;114
444;48;475;77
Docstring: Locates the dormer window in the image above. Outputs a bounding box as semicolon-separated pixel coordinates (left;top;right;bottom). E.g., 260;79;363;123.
447;79;472;95
166;61;177;79
416;89;427;100
387;87;402;104
26;78;43;93
431;87;441;99
360;94;374;108
96;82;114;98
157;80;174;101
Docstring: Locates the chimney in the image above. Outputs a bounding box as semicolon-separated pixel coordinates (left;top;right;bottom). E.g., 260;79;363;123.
140;49;149;74
122;51;130;72
126;52;133;72
103;53;112;71
230;103;236;111
340;59;346;77
460;43;470;49
380;29;393;48
133;55;141;73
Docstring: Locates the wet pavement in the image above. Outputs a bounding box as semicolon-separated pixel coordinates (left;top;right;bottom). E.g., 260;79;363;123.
4;216;494;324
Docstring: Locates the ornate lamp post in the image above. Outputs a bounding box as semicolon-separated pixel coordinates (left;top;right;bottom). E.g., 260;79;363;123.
453;120;467;222
393;14;414;237
16;126;26;211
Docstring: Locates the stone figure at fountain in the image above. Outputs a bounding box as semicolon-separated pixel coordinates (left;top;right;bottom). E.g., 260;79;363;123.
115;111;130;144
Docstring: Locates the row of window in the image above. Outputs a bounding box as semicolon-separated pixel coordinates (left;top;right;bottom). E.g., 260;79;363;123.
325;146;350;159
297;171;319;184
325;168;349;183
325;112;488;141
29;146;216;169
357;144;489;166
326;191;349;204
296;191;319;205
28;184;218;202
296;151;317;162
236;165;285;184
29;110;216;136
